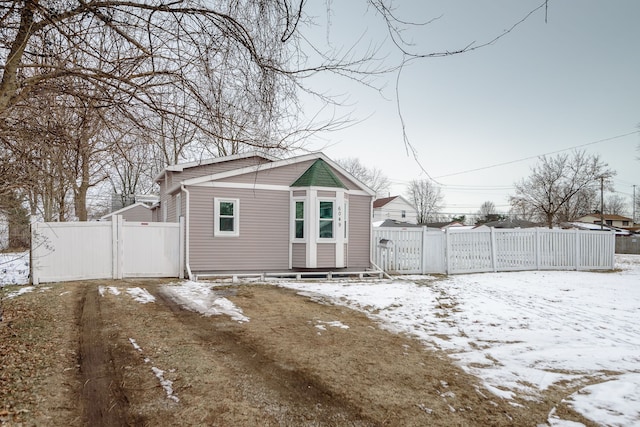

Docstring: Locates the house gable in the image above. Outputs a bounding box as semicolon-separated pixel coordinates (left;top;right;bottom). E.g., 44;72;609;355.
373;195;417;224
290;159;348;189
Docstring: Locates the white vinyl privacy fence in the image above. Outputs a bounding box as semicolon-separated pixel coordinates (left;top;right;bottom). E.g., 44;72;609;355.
31;216;184;284
373;227;616;275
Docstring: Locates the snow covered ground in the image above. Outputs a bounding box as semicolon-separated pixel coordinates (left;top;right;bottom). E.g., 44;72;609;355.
0;251;29;286
274;255;640;427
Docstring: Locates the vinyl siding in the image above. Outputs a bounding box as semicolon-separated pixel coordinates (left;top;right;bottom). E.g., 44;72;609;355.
166;194;177;222
347;195;371;268
158;180;169;221
292;243;305;268
120;205;152;222
173;156;271;182
188;186;290;272
317;190;336;198
316;244;336;268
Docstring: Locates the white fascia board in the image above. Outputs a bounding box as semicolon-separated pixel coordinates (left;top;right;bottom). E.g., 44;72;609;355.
100;202;150;220
290;185;371;197
192;181;291;192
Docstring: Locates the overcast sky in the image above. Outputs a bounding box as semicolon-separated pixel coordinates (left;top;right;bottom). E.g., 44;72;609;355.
298;1;640;218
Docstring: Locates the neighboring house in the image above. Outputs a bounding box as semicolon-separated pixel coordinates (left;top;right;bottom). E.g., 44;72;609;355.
154;151;376;275
373;196;417;224
423;221;465;230
565;221;633;236
100;202;154;222
576;214;634;229
476;219;540;229
373;219;422;228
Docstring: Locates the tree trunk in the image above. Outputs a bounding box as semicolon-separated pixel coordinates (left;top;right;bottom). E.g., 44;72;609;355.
74;155;91;221
2;191;30;249
0;2;34;113
546;212;554;229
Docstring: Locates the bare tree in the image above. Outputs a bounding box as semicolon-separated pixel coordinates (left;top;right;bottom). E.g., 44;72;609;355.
509;151;615;228
335;158;390;197
604;194;628;216
554;187;598;223
406;179;443;224
475;201;507;225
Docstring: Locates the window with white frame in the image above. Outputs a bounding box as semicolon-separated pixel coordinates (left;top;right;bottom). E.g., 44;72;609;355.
214;198;239;236
319;200;334;239
294;200;305;239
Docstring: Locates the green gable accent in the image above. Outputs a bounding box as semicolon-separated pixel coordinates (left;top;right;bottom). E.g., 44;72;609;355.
291;159;348;189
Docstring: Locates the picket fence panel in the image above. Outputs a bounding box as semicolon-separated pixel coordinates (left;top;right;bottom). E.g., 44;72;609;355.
373;227;615;275
31;216;184;284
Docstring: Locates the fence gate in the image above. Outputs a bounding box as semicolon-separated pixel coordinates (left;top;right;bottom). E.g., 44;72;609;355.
31;216;184;284
373;227;446;274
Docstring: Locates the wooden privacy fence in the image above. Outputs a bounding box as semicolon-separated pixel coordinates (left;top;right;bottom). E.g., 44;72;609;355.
31;216;184;284
373;227;616;275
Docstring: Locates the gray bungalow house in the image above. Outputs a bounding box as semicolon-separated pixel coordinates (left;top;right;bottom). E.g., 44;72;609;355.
154;151;376;277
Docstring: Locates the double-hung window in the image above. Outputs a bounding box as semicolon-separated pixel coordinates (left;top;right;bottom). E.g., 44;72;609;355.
214;198;239;236
294;200;305;239
319;200;334;239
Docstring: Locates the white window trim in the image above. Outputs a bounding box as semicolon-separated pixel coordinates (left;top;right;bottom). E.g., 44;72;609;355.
317;198;336;242
291;198;306;242
343;200;349;242
214;197;239;237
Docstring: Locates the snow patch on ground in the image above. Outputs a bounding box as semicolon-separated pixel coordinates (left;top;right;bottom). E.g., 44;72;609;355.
98;286;121;297
314;320;349;331
161;280;249;323
126;287;155;304
151;367;180;403
0;252;29;286
5;286;34;299
128;337;179;402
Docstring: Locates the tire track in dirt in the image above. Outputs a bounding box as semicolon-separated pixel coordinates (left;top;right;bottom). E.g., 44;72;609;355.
78;283;131;426
149;286;379;426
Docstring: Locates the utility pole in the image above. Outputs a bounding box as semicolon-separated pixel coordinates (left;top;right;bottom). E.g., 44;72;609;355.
632;184;637;225
600;176;604;230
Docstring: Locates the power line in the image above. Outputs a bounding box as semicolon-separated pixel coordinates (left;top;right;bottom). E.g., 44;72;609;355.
433;130;640;179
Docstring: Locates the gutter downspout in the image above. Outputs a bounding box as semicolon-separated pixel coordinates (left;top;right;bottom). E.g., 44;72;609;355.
181;184;193;281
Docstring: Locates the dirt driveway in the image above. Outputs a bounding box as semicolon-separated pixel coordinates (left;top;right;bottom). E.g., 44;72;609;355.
0;279;593;426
